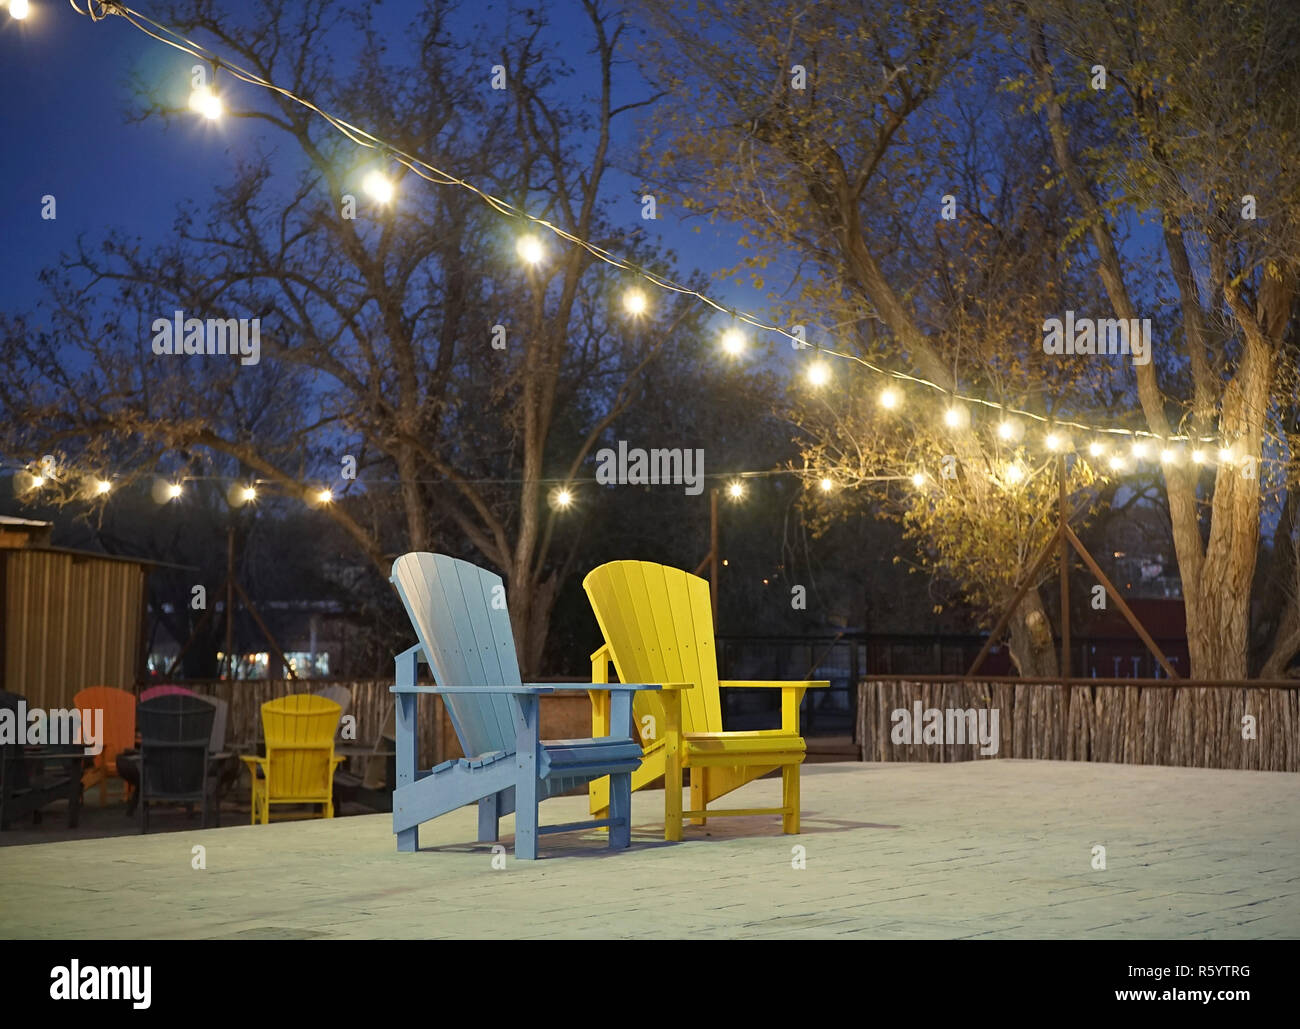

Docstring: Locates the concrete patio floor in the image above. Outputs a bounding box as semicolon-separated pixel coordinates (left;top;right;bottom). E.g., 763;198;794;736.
1;759;1296;939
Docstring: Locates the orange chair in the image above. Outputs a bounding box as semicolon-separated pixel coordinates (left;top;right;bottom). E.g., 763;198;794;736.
72;686;137;806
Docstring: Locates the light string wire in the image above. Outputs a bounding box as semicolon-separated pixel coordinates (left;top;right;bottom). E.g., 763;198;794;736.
62;0;1280;455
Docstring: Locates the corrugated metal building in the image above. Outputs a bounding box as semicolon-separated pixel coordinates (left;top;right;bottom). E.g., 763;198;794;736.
0;516;152;707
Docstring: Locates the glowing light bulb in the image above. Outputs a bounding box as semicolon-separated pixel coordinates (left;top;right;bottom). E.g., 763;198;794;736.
189;87;223;120
553;488;573;509
819;477;833;493
1217;446;1233;463
727;480;745;499
1108;455;1125;472
622;288;648;316
721;327;746;356
1003;462;1024;484
879;388;900;410
94;479;112;495
1192;449;1206;464
240;485;257;503
944;406;966;429
1159;448;1176;464
363;171;394;204
1088;441;1105;458
1045;432;1063;452
998;420;1016;441
516;234;545;265
9;0;31;19
315;488;333;504
29;475;45;489
1131;441;1149;460
807;360;831;387
166;482;183;500
911;472;926;488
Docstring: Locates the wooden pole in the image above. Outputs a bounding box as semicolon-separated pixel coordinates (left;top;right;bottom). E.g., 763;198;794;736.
225;526;236;680
1058;453;1070;679
709;486;719;626
232;580;297;681
1063;524;1180;679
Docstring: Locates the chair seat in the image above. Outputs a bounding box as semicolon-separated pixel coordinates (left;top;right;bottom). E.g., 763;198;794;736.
634;729;806;758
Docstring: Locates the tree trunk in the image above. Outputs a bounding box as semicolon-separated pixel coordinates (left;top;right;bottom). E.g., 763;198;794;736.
1007;590;1060;677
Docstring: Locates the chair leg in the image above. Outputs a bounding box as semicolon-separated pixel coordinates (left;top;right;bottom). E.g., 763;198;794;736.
515;775;539;860
690;768;707;826
664;759;683;844
397;826;418;852
608;771;631;850
782;764;800;834
477;794;499;842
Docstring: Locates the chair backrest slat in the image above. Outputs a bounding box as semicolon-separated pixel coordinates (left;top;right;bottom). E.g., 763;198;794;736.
71;686;137;772
391;553;524;758
260;694;341;799
138;694;215;797
584;561;723;734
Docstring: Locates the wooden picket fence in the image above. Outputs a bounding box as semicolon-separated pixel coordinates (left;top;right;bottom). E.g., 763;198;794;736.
858;677;1300;771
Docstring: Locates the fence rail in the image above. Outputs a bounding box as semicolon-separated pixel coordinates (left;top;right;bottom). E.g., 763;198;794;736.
858;676;1300;771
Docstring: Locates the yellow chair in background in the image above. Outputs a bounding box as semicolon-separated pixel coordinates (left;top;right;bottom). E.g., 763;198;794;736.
240;694;344;824
584;560;828;840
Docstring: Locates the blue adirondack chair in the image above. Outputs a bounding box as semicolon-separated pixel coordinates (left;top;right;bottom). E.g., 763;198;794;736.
389;552;663;859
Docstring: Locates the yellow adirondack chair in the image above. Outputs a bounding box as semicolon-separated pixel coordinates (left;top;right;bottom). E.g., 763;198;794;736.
240;694;345;824
584;560;828;840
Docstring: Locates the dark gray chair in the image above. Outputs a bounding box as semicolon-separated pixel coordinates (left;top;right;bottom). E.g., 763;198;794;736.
135;694;217;833
0;690;83;830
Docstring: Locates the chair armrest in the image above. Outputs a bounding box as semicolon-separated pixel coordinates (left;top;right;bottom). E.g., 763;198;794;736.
717;681;827;735
239;755;267;768
389;683;558;696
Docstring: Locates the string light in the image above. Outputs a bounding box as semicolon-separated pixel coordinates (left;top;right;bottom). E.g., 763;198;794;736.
64;1;1242;453
1088;441;1105;458
1192;449;1206;464
997;420;1018;441
239;485;257;503
9;0;31;19
1002;462;1024;485
807;360;831;387
1159;447;1176;464
166;482;183;499
1044;432;1064;452
188;85;223;121
29;475;45;489
363;170;394;204
879;388;900;410
1217;445;1234;463
911;471;926;488
516;234;545;265
727;480;745;499
551;487;573;509
314;488;333;504
819;477;833;492
721;327;746;357
1108;455;1126;472
944;406;968;430
1131;441;1149;461
622;288;648;317
94;479;112;495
